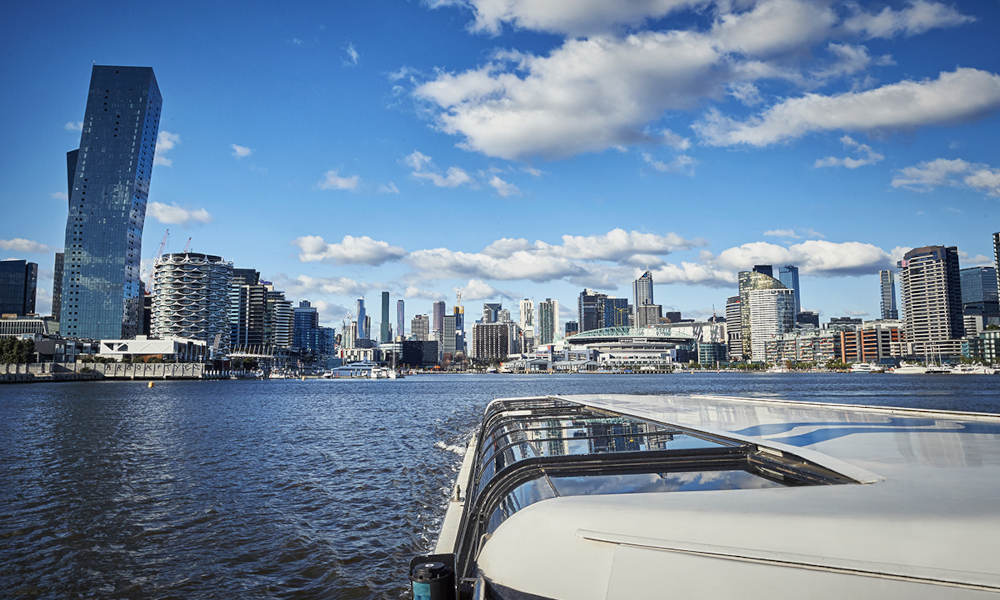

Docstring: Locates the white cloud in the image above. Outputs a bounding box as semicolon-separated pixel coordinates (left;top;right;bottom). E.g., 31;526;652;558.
378;182;400;194
293;234;406;265
642;152;696;175
317;169;361;191
344;42;360;66
763;229;800;239
50;192;68;201
290;37;304;46
728;82;763;106
455;278;516;301
660;128;691;150
405;150;473;188
810;43;885;82
715;240;894;276
488;175;520;196
892;158;1000;197
710;0;837;57
0;238;51;253
64;121;83;132
404;285;446;301
843;0;975;39
147;201;212;225
154;131;180;166
650;261;736;287
281;274;374;298
231;144;252;158
696;68;1000;147
432;0;708;36
408;247;586;282
813;135;884;169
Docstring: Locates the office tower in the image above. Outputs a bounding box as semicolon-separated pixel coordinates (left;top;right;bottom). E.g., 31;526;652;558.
294;300;320;352
482;302;501;324
960;267;1000;321
411;314;430;341
397;299;405;340
52;253;64;319
442;314;457;357
601;297;630;327
752;265;773;278
635;303;662;328
748;288;796;362
453;304;466;353
380;291;391;343
633;270;654;307
565;321;579;336
537;298;558;345
879;270;898;320
60;66;162;339
229;268;261;349
898;246;964;358
778;265;801;316
432;300;446;334
151;253;233;352
518;298;534;331
356;298;368;340
0;260;38;316
725;295;742;360
578;289;606;332
739;270;786;359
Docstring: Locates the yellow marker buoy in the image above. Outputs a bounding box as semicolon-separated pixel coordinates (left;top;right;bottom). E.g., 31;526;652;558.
148;381;154;388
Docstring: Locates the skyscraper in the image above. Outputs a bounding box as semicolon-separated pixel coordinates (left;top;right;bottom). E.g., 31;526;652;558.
738;270;786;359
778;265;800;316
994;232;1000;306
482;303;501;324
230;268;263;350
151;253;233;352
397;299;405;340
518;298;534;331
601;297;630;327
411;314;430;341
0;260;38;316
748;288;796;362
753;265;773;278
635;303;662;328
578;289;606;332
432;300;446;334
356;298;367;341
879;270;898;320
537;298;558;345
442;314;457;357
960;267;999;321
60;66;162;339
633;271;654;307
725;295;742;361
52;252;64;319
380;291;391;343
294;300;320;353
264;285;293;348
898;246;964;358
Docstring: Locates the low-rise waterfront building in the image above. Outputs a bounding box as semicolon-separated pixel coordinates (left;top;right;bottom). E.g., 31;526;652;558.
98;335;208;362
963;328;1000;365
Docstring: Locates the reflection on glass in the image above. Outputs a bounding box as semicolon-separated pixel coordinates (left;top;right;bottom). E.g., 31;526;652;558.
549;470;782;496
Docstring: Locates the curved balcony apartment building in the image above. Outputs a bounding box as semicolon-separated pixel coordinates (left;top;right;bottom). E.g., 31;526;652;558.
151;252;233;354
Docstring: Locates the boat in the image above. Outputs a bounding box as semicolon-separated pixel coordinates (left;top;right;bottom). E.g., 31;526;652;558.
892;362;928;374
951;364;997;375
413;393;1000;598
850;363;885;373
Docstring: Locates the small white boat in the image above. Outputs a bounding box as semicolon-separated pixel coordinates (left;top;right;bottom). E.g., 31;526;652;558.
892;362;928;374
951;364;997;375
850;363;885;373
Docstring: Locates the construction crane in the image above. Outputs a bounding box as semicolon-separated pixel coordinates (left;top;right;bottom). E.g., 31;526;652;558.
183;237;192;253
155;229;169;259
456;290;463;308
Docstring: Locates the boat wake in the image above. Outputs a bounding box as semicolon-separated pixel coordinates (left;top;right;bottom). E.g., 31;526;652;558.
434;440;466;455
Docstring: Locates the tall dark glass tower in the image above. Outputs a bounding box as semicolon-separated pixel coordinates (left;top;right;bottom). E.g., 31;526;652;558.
778;265;800;316
60;66;161;339
380;291;391;343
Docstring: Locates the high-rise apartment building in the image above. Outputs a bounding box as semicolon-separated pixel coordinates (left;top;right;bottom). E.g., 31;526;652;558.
265;286;293;348
994;232;1000;304
442;314;457;357
482;302;501;324
230;268;263;350
52;253;64;319
748;288;796;362
960;266;999;322
397;299;405;340
293;300;320;353
738;270;786;359
380;291;391;343
518;298;534;331
633;271;654;307
0;260;38;316
411;314;430;341
578;289;606;332
725;295;742;360
472;322;514;362
151;253;232;352
635;303;662;328
879;270;898;320
60;66;162;339
537;298;558;345
778;265;800;316
898;246;964;357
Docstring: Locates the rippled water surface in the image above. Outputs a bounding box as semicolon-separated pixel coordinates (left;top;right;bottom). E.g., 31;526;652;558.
2;373;999;598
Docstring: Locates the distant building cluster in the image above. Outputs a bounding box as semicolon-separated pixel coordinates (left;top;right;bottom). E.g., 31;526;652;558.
2;65;999;369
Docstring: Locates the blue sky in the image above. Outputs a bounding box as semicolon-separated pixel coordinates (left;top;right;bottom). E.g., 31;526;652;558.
2;0;999;331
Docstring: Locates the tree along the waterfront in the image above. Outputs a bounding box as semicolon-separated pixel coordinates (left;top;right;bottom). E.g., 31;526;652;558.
0;338;35;364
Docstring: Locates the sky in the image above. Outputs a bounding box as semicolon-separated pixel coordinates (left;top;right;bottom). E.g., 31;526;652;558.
1;0;999;332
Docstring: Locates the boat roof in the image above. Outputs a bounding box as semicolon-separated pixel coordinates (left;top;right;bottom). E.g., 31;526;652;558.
469;394;1000;599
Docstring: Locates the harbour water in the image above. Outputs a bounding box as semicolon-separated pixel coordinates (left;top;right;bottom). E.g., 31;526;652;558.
2;373;999;599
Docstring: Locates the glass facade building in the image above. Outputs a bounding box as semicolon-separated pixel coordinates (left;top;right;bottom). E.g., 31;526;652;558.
633;271;654;307
601;297;630;327
778;265;800;316
0;260;38;316
960;266;999;320
879;269;898;320
380;291;391;343
60;66;162;339
738;270;786;360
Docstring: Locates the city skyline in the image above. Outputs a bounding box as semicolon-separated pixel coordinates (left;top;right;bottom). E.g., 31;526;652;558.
2;2;1000;328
